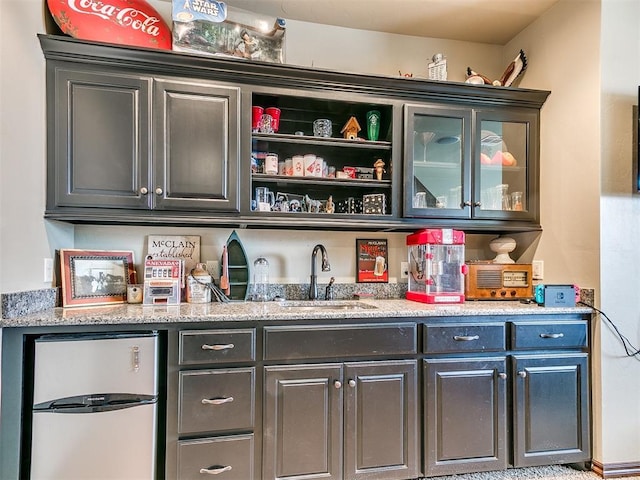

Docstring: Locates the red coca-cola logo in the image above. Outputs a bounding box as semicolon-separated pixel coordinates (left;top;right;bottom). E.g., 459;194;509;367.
47;0;172;50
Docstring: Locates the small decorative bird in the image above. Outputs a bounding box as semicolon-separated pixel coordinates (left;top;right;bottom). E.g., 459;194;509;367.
466;49;528;87
499;49;528;87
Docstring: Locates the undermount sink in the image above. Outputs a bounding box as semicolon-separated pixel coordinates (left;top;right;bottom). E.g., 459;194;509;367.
274;300;378;311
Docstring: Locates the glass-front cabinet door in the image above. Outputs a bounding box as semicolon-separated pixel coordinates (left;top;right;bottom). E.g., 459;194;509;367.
473;109;538;222
404;104;539;224
404;105;471;218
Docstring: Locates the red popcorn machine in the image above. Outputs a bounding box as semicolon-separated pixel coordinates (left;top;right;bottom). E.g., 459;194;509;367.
406;228;467;304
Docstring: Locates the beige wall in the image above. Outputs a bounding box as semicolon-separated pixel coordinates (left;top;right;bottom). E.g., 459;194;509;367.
598;0;640;463
2;0;639;467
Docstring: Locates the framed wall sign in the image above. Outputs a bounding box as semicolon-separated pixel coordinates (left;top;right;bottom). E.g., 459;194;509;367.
356;239;388;283
59;249;135;307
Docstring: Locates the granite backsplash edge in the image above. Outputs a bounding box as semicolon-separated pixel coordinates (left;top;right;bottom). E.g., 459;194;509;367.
1;288;58;319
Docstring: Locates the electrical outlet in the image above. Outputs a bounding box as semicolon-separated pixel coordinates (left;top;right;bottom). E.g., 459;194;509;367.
44;258;54;283
532;260;544;280
400;261;409;279
206;260;220;279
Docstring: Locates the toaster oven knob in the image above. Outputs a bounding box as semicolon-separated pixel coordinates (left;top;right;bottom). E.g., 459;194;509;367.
511;290;517;296
500;291;507;297
490;291;497;297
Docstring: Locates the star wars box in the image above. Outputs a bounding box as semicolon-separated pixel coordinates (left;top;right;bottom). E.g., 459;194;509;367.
172;1;286;63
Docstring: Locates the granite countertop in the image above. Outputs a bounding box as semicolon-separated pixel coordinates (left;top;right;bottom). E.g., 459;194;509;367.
0;299;593;328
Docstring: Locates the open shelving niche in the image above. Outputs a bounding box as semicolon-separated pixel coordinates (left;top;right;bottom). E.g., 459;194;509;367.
250;92;394;218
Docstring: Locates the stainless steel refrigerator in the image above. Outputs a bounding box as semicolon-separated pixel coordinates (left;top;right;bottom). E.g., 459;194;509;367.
30;332;159;480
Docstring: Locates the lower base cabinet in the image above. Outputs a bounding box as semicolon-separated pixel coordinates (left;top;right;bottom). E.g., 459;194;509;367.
512;353;590;466
423;320;590;477
424;357;508;476
263;360;419;480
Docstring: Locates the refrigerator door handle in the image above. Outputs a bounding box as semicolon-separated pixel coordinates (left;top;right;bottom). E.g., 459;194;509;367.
34;393;157;413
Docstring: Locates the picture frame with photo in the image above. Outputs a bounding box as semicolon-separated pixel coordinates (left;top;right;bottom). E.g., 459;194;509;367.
59;249;135;307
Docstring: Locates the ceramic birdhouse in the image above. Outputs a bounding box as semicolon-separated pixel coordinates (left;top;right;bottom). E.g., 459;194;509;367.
341;116;361;140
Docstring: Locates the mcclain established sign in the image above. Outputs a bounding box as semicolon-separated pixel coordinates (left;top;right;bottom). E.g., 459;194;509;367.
147;235;200;277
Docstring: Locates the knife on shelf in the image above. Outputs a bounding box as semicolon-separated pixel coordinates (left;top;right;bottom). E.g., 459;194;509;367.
220;245;230;295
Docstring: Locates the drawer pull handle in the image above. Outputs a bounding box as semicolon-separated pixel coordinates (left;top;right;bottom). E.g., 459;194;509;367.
453;335;480;341
202;343;235;351
199;465;232;475
540;333;564;339
201;397;234;405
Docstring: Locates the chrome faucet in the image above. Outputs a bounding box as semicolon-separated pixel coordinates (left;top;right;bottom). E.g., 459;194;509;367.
309;244;331;300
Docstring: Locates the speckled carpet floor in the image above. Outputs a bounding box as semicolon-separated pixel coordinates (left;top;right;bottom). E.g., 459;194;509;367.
415;465;640;480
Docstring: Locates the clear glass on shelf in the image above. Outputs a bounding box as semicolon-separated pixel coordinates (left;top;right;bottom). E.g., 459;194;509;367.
478;120;528;212
410;114;464;210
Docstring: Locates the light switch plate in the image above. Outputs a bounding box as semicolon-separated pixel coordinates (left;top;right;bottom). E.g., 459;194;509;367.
532;260;544;280
400;262;409;279
44;258;54;283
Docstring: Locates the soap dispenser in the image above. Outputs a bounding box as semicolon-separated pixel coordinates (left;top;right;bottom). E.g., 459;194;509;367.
252;257;270;302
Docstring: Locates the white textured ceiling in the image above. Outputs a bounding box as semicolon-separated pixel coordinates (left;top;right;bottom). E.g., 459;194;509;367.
220;0;560;45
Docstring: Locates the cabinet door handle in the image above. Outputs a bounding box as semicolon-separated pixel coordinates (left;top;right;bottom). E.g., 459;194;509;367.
334;380;342;389
139;187;148;195
498;372;507;379
453;335;480;341
348;379;356;388
474;201;482;207
463;200;472;207
518;371;527;378
202;343;235;351
155;187;164;195
201;397;234;405
199;465;232;475
540;333;564;339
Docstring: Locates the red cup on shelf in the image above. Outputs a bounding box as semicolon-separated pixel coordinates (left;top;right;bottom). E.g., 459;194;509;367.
252;106;264;132
265;107;281;132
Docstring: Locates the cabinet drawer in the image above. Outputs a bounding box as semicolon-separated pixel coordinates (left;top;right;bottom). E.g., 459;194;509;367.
511;321;588;350
178;434;254;480
424;323;506;354
179;329;255;365
264;323;417;360
179;367;254;435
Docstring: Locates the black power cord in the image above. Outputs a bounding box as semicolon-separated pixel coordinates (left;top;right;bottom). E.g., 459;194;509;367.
578;301;640;358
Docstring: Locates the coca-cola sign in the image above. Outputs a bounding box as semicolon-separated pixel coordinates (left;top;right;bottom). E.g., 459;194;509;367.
47;0;172;50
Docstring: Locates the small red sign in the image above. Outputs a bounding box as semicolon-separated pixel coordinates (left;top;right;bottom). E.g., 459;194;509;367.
47;0;172;50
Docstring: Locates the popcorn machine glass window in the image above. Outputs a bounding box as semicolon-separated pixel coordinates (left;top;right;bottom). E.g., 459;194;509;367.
406;229;466;304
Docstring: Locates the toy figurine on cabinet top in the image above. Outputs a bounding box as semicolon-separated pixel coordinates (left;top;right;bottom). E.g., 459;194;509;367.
406;228;467;304
172;1;286;63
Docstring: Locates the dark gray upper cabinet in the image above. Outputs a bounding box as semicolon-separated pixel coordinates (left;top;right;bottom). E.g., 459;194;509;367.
40;34;549;232
48;67;152;210
153;79;239;212
404;104;540;225
46;63;240;215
